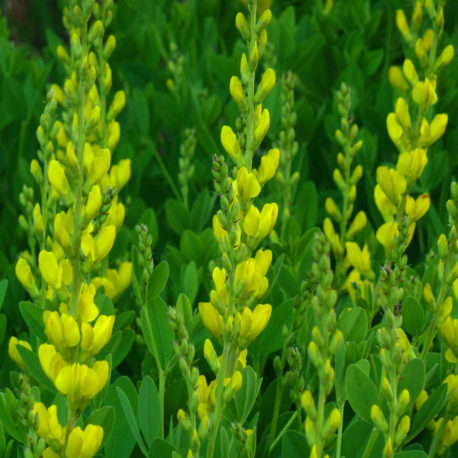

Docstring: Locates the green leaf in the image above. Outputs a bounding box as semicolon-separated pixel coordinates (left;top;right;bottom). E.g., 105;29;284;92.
345;364;378;424
141;297;174;368
147;261;169;302
281;430;310;458
341;418;377;458
116;387;148;456
0;278;7;310
176;293;192;331
0;391;24;442
95;294;115;315
17;346;56;393
19;301;46;341
138;376;161;446
402;297;424;337
100;329;135;369
409;383;447;441
337;307;368;342
86;406;116;445
0;314;6;345
394;451;427;458
148;438;176;458
181;262;198;304
398;359;425;407
190;189;215;233
131;87;150;136
165;199;188;235
225;367;261;425
335;344;347;402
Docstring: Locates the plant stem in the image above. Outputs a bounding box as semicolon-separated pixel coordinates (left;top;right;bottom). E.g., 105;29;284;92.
361;427;379;458
335;401;345;458
268;411;298;453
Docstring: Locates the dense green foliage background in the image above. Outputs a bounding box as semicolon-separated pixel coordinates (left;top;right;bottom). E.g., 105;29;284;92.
1;0;458;455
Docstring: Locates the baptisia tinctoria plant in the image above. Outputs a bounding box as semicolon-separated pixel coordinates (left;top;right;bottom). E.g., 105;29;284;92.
9;0;131;456
181;0;279;456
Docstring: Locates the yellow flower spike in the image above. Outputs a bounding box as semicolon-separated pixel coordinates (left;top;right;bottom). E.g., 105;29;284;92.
33;403;66;448
412;78;438;110
55;361;109;409
376;222;399;251
421;29;434;53
38;344;67;382
325;408;341;435
15;258;37;294
256;68;276;102
257;203;278;240
221;125;242;164
48;160;70;196
65;424;104;458
78;282;99;322
405;193;430;222
108;90;126;120
198;302;224;338
230;371;243;393
236;167;261;201
110;159;131;190
249;41;259;69
412;0;423;29
54;211;73;250
254;248;272;277
394;97;412;134
257;148;280;184
254;107;270;146
443;374;458;407
388;66;410;91
345;242;372;277
105;200;126;230
423;282;435;306
230;76;246;107
301;390;317;418
81;315;115;357
325;197;342;222
386;113;405;149
82;225;116;263
396;148;427;184
84;185;102;222
66;142;77;168
8;337;32;370
347;211;367;239
89;147;111;184
376;166;406;206
83;142;94;170
437;45;454;69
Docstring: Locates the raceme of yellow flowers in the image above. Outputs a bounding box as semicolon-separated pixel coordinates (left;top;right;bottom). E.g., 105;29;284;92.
8;1;131;457
191;0;278;456
380;0;453;253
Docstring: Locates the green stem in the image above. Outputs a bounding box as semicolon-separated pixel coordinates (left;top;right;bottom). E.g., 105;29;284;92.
268;411;298;453
428;407;450;458
335;401;345;458
361;428;379;458
269;373;284;444
70;18;89;317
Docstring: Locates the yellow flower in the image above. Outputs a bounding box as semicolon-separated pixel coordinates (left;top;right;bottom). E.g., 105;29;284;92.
8;337;32;370
48;160;69;195
81;315;115;357
55;361;109;409
441;316;458;363
81;225;116;263
236;167;261;201
38;344;68;382
257;68;276;101
394;97;412;134
412;78;437;110
38;250;73;290
388;66;409;91
396;148;427;185
376;166;406;206
323;218;343;256
33;403;66;447
89;148;111;184
374;185;397;219
243;203;278;241
254;106;270;146
107;121;120;151
386;113;405;150
78;282;99;323
43;311;81;351
347;211;367;239
54;211;73;250
418;113;448;147
403;59;418;84
443;374;458;407
395;9;411;40
108;90;126;119
15;257;37;295
345;242;372;278
91;261;132;300
257;148;280;185
230;76;246;107
198;302;225;338
221;126;242;164
110;159;131;190
405;193;430;222
105;199;126;230
238;304;271;345
65;424;103;458
84;185;102;222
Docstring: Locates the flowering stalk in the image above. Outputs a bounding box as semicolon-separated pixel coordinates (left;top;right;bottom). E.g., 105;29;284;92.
197;0;279;455
323;83;372;299
10;0;131;456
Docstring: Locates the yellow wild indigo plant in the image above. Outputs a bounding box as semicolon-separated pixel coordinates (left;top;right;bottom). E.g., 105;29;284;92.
9;0;131;456
193;0;279;455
